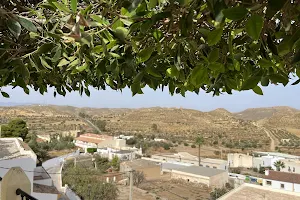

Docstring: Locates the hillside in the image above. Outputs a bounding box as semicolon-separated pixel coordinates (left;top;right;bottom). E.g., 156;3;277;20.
235;106;300;130
4;105;300;150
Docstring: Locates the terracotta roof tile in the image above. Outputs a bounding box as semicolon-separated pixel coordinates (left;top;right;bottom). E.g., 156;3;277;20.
264;170;300;184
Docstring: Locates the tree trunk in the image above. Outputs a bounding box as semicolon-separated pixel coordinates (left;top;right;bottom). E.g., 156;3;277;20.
198;144;201;166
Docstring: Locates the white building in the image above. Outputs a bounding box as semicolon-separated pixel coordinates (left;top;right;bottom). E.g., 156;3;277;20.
171;165;228;188
279;159;300;174
151;152;228;170
0;138;60;200
97;147;140;161
74;133;126;152
263;169;300;192
228;153;287;170
227;153;253;168
114;135;134;140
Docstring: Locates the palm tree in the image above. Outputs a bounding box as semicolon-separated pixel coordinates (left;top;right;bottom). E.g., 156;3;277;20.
274;160;285;171
195;135;204;166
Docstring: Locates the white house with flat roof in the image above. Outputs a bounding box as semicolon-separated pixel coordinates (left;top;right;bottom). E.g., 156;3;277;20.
151;152;228;170
0;138;60;200
171;165;228;188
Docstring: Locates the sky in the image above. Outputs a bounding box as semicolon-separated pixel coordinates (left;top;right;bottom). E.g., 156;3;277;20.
0;82;299;112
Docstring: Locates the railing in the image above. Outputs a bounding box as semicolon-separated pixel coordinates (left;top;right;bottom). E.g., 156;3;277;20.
16;189;38;200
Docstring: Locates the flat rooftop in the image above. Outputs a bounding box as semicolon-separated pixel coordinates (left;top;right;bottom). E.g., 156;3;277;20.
122;159;160;169
0;138;32;160
255;152;300;159
173;165;226;177
219;184;300;200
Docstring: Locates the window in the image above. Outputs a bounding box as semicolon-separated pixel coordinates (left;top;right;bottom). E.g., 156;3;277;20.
293;167;296;172
266;181;272;185
281;184;285;189
288;166;291;172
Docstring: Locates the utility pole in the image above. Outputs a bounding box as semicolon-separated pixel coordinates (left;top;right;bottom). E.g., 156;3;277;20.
129;170;133;200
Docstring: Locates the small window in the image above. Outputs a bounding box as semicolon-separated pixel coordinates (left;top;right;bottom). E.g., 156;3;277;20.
293;167;295;172
206;165;210;168
281;184;285;189
266;181;272;185
225;166;227;170
213;166;217;169
288;167;291;172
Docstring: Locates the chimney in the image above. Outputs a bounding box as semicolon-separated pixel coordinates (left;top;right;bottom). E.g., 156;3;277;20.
265;169;269;176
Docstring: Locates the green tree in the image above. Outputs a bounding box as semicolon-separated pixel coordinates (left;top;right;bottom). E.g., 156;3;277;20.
63;166;119;200
1;119;28;140
110;156;120;171
195;135;204;166
0;1;299;97
274;160;286;171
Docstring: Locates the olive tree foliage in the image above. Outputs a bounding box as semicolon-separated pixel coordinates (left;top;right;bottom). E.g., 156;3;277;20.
0;0;300;98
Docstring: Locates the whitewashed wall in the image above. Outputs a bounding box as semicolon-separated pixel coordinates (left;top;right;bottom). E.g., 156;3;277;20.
0;157;36;193
263;179;293;192
32;192;58;200
294;183;300;192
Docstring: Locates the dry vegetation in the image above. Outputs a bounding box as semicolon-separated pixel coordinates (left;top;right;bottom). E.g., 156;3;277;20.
2;105;300;152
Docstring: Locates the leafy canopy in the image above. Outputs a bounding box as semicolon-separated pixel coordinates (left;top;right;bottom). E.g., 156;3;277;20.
1;119;29;140
0;0;300;97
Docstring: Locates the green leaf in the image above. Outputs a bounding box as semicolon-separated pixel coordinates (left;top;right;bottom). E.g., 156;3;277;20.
261;77;269;86
52;2;71;13
18;16;37;32
297;68;300;78
1;92;9;98
138;47;154;63
153;29;163;41
208;63;225;73
115;27;128;42
222;6;248;21
149;0;158;9
166;66;179;78
131;82;143;95
233;60;240;71
90;15;110;26
246;14;264;40
208;49;219;63
207;28;223;46
84;88;90;96
7;19;21;39
71;0;77;12
76;63;88;72
241;77;260;90
190;65;209;86
252;86;263;95
40;57;53;69
58;58;70;67
269;74;289;86
37;43;54;55
258;59;273;68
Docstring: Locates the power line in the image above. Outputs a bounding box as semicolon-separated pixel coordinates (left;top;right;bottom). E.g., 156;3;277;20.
0;166;127;177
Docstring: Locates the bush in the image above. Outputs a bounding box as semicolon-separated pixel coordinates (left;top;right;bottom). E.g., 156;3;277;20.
163;143;170;150
214;151;220;156
253;167;258;172
184;142;189;146
231;168;241;174
191;144;196;148
126;138;137;145
87;148;97;153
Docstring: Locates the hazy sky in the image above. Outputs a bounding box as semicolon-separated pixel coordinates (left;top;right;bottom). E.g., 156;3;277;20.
1;81;299;112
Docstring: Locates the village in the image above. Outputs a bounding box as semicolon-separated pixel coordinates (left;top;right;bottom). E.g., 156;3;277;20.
2;130;300;200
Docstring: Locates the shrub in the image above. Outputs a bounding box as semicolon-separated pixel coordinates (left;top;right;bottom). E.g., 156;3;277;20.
253;167;258;172
87;148;97;153
163;143;170;150
184;142;189;146
231;168;241;174
191;144;196;148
